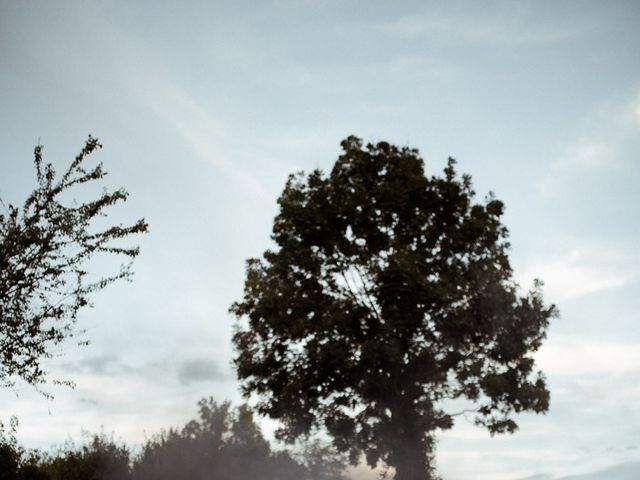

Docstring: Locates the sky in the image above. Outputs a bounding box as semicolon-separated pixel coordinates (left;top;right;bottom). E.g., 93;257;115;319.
1;1;639;479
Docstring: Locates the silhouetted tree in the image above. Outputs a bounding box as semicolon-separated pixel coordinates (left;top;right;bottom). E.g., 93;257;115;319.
231;136;557;480
0;417;49;480
133;398;344;480
298;439;348;480
0;137;148;388
0;417;23;480
40;433;131;480
1;398;346;480
132;399;233;480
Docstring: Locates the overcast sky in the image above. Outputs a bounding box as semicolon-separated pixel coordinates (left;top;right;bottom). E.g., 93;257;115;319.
1;1;639;479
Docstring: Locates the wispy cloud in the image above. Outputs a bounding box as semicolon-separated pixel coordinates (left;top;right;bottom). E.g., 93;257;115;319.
633;90;640;129
178;358;228;385
550;141;614;171
539;89;640;196
73;13;269;197
516;461;640;480
62;354;134;376
538;141;614;198
374;9;591;45
520;260;631;302
127;78;267;196
536;335;640;375
517;247;635;302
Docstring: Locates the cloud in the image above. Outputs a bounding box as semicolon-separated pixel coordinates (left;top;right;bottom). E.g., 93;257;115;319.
517;247;634;302
139;85;266;196
516;462;640;480
538;140;617;196
62;354;133;377
374;8;591;45
558;461;640;480
539;88;640;196
376;15;451;37
177;359;227;385
520;261;631;302
82;355;122;375
72;13;269;197
634;91;640;129
551;141;614;171
536;335;640;376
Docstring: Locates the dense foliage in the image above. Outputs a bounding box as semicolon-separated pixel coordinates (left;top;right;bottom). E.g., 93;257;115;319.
232;136;557;480
0;137;148;388
0;400;346;480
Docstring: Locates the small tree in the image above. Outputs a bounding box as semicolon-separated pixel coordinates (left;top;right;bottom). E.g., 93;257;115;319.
0;136;148;389
231;136;557;480
41;432;132;480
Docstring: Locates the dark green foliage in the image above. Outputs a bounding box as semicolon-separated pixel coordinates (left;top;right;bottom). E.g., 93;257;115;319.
299;439;349;480
0;417;48;480
133;398;345;480
0;417;22;480
41;433;131;480
133;399;236;480
231;136;557;480
0;399;346;480
0;137;148;388
0;429;129;480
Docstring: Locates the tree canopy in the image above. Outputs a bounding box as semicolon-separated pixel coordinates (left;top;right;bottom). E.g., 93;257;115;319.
0;398;347;480
231;136;557;480
0;137;148;389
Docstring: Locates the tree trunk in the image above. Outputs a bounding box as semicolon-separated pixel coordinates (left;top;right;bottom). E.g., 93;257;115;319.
392;442;430;480
391;430;436;480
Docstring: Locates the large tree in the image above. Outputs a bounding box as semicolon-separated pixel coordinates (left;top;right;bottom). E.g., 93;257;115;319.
0;136;148;389
231;136;557;480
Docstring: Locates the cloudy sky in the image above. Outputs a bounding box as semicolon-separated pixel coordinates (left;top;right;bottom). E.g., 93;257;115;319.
1;1;639;479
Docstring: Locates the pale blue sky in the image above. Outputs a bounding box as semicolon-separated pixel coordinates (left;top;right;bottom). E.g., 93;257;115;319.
1;1;639;479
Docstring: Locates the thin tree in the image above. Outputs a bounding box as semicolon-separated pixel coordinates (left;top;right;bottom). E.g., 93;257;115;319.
0;136;148;389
